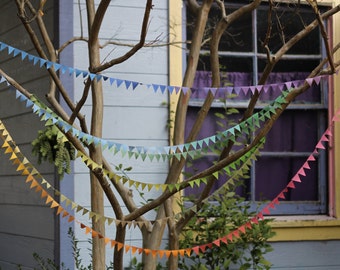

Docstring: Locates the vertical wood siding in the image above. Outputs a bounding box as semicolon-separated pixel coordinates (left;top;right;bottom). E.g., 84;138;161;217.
0;1;57;269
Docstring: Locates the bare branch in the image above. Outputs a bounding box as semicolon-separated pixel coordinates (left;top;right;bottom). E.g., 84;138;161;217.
91;0;153;73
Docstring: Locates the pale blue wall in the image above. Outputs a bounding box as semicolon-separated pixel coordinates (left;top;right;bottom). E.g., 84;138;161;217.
59;0;170;268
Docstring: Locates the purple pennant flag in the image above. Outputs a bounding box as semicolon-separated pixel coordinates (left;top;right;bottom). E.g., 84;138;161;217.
242;86;250;95
263;85;271;93
305;78;314;86
284;81;292;89
182;87;189;95
314;76;321;85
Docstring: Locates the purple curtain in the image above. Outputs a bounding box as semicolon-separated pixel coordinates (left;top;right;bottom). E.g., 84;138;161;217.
185;71;320;201
190;71;320;102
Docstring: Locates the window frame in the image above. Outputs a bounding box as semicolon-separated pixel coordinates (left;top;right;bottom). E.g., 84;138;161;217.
168;0;340;241
184;1;330;215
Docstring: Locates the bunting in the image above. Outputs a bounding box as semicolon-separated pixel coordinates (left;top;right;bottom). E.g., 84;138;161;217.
0;73;292;161
0;118;264;226
0;41;332;96
0;106;338;258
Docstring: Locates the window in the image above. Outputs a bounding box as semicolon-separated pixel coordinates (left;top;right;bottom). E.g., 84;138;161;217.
184;2;329;215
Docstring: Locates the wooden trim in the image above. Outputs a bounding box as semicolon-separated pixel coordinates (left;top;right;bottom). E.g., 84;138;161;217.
168;0;183;145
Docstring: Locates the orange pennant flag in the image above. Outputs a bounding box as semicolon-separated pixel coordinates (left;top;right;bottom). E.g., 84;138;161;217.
85;226;91;235
92;231;98;238
45;195;54;204
56;206;64;215
41;190;48;198
25;174;34;183
165;250;171;258
116;242;124;251
30;180;39;189
68;215;75;223
50;200;59;209
124;245;131;253
131;246;138;255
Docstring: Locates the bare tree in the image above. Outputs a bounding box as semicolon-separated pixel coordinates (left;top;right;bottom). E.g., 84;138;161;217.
1;1;339;270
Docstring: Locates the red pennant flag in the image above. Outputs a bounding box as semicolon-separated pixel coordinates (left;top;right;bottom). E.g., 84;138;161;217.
220;236;228;244
239;225;246;234
232;230;240;238
192;246;200;255
257;213;264;220
262;207;271;215
213;239;221;247
287;181;296;189
251;217;259;224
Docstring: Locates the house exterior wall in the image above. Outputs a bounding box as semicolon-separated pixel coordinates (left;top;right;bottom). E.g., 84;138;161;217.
0;1;58;269
59;0;170;268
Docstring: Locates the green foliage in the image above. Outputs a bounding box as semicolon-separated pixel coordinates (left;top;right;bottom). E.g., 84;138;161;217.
31;228;114;270
32;126;76;179
178;192;275;270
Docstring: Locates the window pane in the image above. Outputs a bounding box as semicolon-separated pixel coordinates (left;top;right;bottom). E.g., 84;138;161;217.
255;156;318;201
197;55;253;73
261;110;320;152
257;5;320;55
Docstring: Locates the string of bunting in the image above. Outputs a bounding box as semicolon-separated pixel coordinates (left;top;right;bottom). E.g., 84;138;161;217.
0;107;337;258
0;116;265;226
0;41;332;97
1;72;293;161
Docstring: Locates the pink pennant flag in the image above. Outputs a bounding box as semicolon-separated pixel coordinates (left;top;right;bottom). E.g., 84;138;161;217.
302;161;311;170
297;168;306;177
292;174;301;182
307;154;316;161
277;192;286;199
272;197;280;205
324;129;332;137
320;134;330;142
269;202;276;209
316;141;325;149
287;181;296;189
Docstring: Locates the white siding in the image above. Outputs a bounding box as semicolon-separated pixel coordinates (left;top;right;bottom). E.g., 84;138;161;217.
59;0;170;268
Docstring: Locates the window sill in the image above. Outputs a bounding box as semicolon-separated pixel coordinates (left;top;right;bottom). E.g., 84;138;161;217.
268;215;340;241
